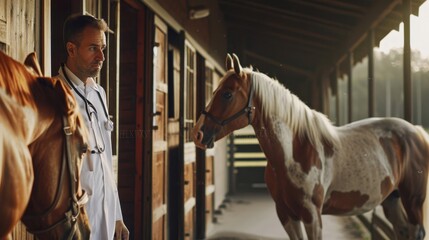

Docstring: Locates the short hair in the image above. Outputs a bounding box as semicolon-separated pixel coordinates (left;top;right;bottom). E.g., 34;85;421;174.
63;14;113;47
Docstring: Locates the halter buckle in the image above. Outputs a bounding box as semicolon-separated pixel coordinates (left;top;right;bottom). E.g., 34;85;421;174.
63;126;72;136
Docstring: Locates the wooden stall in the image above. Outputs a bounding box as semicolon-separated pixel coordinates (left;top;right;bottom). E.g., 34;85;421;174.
4;0;428;239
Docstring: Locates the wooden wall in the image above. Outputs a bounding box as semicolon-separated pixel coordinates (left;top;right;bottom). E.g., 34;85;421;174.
0;0;36;61
3;1;37;239
150;0;227;68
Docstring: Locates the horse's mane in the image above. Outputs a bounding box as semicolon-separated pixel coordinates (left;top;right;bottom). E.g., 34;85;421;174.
247;68;339;150
0;51;37;107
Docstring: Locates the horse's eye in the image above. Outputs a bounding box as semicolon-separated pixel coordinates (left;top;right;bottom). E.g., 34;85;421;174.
81;143;88;154
223;92;232;100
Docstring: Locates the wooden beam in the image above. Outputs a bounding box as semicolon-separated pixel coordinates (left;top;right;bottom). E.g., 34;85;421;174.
284;0;363;18
227;23;333;51
244;50;312;78
321;0;401;74
223;13;339;43
312;0;366;14
219;0;350;31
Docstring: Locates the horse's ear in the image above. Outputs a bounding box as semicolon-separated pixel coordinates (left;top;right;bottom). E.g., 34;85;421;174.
24;52;43;76
226;53;233;70
232;53;243;77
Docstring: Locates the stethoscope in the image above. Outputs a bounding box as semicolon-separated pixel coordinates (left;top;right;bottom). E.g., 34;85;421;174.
61;63;111;154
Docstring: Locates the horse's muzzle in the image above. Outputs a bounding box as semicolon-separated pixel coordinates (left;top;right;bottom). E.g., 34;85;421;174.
194;125;216;149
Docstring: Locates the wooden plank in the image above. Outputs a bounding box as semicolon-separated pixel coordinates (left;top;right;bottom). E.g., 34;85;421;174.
184;163;195;201
234;152;266;159
235;161;267;167
184;209;195;240
206;194;214;230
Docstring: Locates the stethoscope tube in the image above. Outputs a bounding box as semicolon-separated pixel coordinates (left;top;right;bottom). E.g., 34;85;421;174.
61;63;109;119
61;63;108;154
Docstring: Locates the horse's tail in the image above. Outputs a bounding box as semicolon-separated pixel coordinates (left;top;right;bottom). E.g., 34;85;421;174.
414;125;429;234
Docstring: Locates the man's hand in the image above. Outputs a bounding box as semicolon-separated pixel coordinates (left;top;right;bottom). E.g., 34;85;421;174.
115;220;129;240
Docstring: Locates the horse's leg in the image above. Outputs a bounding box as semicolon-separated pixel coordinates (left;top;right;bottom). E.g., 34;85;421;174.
381;190;410;239
302;204;322;240
399;189;426;240
265;165;304;240
284;219;304;240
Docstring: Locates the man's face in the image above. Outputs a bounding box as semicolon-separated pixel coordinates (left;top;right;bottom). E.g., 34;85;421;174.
71;27;106;79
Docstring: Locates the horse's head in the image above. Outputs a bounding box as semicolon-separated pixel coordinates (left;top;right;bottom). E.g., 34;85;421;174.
22;75;91;239
193;54;255;149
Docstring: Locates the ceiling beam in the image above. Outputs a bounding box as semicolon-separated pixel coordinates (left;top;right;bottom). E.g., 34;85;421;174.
284;0;363;18
312;0;366;13
318;0;402;76
223;13;339;43
227;23;334;52
219;0;350;31
244;50;313;78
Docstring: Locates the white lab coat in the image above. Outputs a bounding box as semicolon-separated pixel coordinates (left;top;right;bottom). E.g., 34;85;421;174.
57;66;123;240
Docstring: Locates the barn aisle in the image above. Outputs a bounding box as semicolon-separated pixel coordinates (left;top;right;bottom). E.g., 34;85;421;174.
207;190;368;240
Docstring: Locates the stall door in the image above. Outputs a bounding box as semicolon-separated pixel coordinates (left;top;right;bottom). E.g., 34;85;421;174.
152;16;168;240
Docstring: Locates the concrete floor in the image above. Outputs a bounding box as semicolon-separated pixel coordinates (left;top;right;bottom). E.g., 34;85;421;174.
207;190;369;240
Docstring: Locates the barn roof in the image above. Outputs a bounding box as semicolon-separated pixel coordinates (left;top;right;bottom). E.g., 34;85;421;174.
218;0;426;87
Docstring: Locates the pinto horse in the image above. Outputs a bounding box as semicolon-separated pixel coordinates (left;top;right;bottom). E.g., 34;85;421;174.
0;51;90;239
193;54;429;240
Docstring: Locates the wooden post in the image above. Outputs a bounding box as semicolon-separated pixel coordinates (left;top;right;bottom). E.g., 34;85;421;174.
368;30;375;118
334;66;340;125
403;0;412;122
347;52;353;123
196;53;207;239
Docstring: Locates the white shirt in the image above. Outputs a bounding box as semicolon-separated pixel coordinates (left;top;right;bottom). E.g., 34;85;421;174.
57;65;123;240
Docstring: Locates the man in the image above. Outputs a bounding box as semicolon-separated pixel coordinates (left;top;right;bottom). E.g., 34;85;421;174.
57;14;129;240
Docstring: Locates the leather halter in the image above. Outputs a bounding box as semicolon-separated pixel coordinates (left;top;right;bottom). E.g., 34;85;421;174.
23;116;88;239
202;75;255;126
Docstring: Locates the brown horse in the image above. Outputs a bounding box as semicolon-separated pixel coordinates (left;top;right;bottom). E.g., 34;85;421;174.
0;51;90;239
193;54;429;240
0;89;34;239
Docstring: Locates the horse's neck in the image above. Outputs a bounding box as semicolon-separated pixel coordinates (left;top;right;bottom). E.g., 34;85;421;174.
0;89;38;144
251;110;295;172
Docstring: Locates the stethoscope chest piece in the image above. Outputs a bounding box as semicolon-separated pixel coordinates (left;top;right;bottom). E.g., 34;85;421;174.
104;119;114;131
